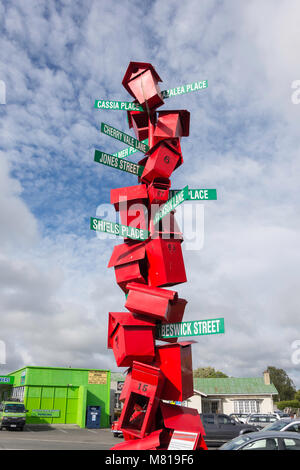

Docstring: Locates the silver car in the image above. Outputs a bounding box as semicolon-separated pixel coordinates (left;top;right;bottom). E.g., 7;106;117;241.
261;418;300;433
245;413;278;429
219;431;300;450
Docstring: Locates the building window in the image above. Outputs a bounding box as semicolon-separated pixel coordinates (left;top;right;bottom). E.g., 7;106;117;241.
233;400;260;414
11;387;25;402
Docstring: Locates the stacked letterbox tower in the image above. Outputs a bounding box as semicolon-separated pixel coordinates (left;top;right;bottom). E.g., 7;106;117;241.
106;62;207;450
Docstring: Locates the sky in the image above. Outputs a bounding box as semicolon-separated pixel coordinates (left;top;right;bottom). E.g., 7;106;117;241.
0;0;300;389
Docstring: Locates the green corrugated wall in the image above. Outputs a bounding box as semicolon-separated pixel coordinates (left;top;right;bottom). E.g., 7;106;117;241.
7;367;110;428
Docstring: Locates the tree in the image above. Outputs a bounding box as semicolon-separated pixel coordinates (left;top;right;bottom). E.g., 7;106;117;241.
294;390;300;402
193;367;228;378
266;366;296;401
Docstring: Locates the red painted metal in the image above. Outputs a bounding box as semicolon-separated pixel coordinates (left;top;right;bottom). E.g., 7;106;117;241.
107;312;156;367
125;282;189;324
153;342;194;401
160;402;205;436
127;109;149;141
117;361;165;438
111;429;164;450
110;184;148;231
122;62;164;110
107;241;147;291
147;178;171;205
145;238;187;287
154;110;190;139
140;139;183;183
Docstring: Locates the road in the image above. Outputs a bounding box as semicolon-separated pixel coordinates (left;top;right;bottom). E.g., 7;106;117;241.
0;425;117;450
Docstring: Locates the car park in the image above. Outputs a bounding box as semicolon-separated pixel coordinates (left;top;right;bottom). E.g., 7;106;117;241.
244;413;278;429
261;418;300;433
200;413;259;446
219;431;300;450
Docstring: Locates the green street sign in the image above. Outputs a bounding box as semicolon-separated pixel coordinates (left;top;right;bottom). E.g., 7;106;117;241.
94;150;144;176
169;189;217;201
90;217;149;241
0;376;14;385
113;139;149;159
153;185;189;225
161;80;208;99
101;122;149;153
156;318;225;340
31;409;60;418
95;100;144;111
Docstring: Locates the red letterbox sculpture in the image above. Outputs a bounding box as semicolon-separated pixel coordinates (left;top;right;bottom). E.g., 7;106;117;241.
125;282;187;323
117;361;165;438
147;178;171;205
140;139;183;183
107;241;147;291
153;110;190;140
100;61;207;450
122;62;164;110
127;109;149;141
153;341;194;401
145;237;187;287
108;312;156;367
111;184;148;230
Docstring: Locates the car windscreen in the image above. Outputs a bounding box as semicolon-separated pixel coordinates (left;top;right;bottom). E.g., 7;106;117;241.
262;420;289;431
219;434;253;450
4;404;25;413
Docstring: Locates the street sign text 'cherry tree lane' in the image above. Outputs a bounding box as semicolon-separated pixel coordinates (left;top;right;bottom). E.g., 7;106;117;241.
94;150;144;176
101;122;149;153
156;318;225;340
90;217;149;241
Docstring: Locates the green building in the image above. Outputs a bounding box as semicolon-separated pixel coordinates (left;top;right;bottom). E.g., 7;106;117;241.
0;366;111;428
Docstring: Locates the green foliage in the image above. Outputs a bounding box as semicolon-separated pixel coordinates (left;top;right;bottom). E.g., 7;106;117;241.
266;366;296;401
276;400;300;411
193;367;228;378
294;390;300;401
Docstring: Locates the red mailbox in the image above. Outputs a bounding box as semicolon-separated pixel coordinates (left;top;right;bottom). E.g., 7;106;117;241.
159;402;206;449
111;429;165;450
108;312;156;367
153;110;190;139
149;210;183;240
147;178;171;205
122;61;164;110
127;109;149;141
153;341;194;401
118;361;165;438
111;184;148;230
140;139;183;183
108;241;147;291
125;282;187;323
145;237;187;287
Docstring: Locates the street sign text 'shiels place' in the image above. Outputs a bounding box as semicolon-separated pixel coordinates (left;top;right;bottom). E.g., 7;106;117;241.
91;61;222;450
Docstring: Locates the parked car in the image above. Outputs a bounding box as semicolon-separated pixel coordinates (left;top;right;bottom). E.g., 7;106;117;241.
273;411;291;419
219;431;300;450
261;418;300;433
111;420;123;438
0;401;28;431
200;413;259;446
244;413;278;429
229;413;249;424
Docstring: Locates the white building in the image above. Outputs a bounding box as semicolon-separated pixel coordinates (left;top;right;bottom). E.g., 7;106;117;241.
188;371;278;414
